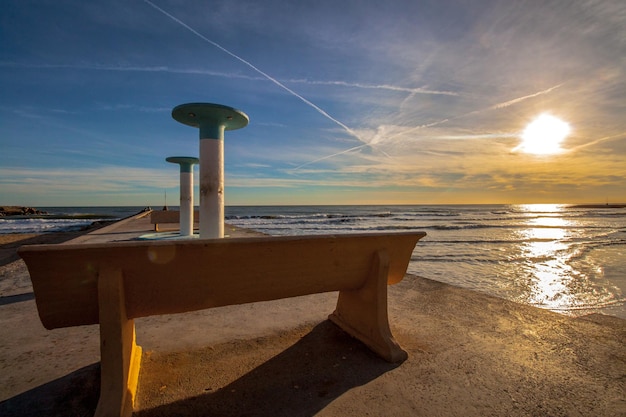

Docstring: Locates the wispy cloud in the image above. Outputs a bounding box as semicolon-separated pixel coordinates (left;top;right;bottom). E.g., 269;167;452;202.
1;60;462;99
0;166;174;191
0;165;179;205
97;103;170;113
0;61;259;80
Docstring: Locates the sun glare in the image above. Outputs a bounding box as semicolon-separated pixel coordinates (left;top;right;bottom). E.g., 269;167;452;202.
517;114;571;155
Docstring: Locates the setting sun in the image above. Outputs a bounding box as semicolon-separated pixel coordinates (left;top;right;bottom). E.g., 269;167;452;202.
517;114;571;155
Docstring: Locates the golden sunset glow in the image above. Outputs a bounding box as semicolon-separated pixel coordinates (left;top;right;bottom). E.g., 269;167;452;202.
517;114;571;155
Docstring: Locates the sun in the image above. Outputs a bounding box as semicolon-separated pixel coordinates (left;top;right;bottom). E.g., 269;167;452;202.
516;114;571;155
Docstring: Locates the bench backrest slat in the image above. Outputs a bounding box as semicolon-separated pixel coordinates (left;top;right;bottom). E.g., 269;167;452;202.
19;232;425;330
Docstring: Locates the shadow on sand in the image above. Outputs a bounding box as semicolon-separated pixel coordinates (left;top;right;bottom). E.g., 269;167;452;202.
0;321;399;417
136;321;401;417
0;363;100;417
0;292;35;306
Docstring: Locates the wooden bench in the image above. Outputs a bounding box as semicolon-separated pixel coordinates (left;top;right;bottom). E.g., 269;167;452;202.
18;231;426;417
149;210;199;231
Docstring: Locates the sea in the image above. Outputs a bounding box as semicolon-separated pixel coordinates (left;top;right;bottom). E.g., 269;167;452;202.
2;204;625;319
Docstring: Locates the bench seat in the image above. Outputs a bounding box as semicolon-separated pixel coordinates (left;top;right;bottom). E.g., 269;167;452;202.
19;231;425;417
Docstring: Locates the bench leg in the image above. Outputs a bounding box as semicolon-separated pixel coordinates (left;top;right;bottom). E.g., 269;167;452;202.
329;250;408;363
95;267;143;417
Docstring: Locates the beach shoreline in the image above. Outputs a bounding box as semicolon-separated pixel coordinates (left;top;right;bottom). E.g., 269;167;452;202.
1;221;625;416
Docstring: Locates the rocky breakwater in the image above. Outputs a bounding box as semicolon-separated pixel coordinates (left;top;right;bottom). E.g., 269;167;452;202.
0;206;48;217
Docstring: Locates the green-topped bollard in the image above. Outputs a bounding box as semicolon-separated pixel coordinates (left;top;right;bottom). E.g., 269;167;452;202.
172;103;249;239
166;156;199;237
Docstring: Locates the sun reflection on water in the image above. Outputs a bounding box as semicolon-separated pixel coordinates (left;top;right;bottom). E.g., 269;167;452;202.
519;228;574;309
515;206;580;310
512;205;622;314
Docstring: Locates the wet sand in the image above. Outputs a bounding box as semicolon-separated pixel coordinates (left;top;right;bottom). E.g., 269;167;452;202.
0;217;624;416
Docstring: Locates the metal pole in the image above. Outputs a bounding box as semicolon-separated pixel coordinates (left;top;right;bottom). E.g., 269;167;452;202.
166;156;199;237
172;103;249;238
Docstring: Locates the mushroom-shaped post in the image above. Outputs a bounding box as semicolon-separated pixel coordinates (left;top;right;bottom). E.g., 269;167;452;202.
166;156;199;237
172;103;249;238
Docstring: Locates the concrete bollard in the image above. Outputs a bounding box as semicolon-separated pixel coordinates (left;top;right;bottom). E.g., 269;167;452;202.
172;103;248;238
165;156;199;237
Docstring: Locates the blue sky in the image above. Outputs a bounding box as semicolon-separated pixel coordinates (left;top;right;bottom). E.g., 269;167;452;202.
1;0;625;206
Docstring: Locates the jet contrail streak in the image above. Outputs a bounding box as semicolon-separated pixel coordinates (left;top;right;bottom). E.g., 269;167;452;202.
143;0;363;143
491;84;563;110
386;84;564;141
568;132;626;152
285;79;460;96
291;144;369;171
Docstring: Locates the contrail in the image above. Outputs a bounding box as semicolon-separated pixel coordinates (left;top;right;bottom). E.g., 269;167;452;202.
568;131;626;152
490;84;564;110
143;0;363;143
285;78;460;96
291;144;369;171
386;84;564;141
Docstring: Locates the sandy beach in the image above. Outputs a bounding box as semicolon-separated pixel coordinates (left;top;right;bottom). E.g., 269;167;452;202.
0;218;625;416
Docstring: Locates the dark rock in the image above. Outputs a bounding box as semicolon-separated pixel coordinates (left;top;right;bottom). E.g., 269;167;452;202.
0;206;48;216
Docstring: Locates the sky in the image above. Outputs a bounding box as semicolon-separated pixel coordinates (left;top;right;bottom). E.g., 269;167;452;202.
1;0;625;206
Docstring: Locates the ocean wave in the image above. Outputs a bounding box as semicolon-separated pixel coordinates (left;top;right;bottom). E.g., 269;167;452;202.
244;224;425;233
0;218;104;234
226;211;397;221
532;297;626;312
